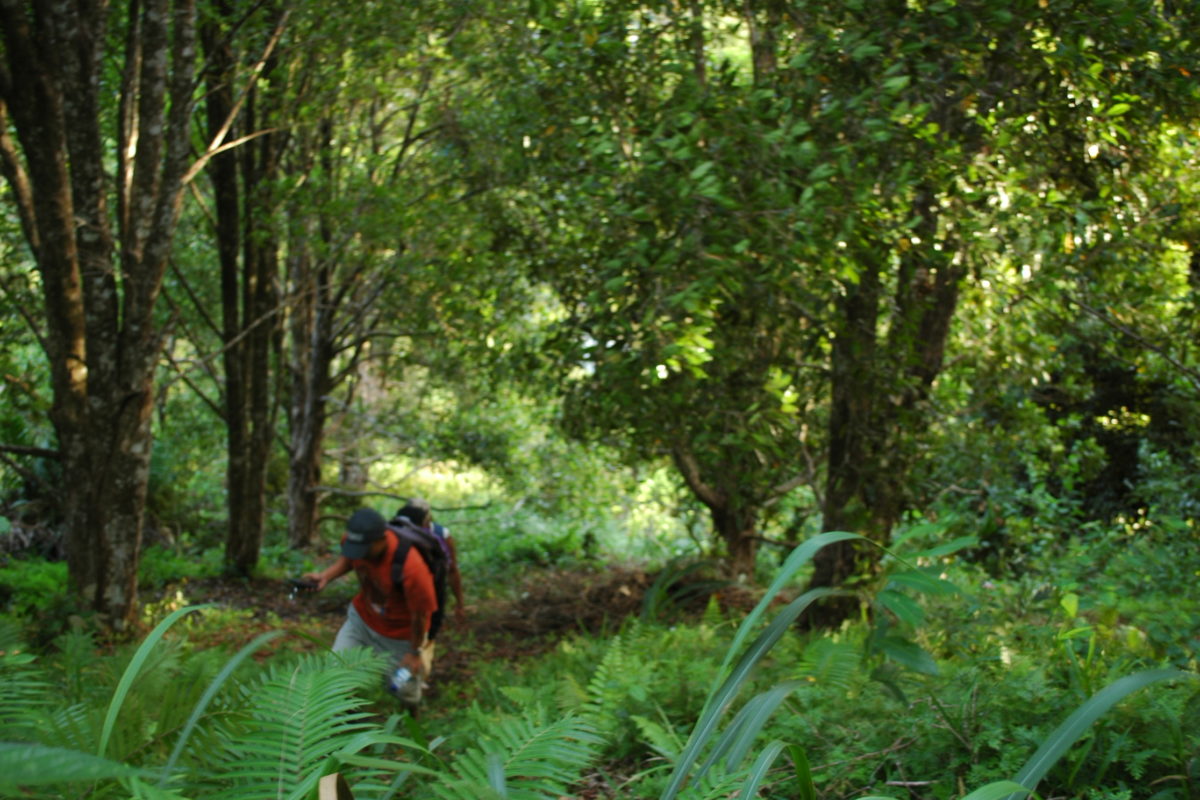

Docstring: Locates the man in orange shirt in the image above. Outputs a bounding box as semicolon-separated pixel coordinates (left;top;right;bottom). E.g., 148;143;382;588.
305;507;438;709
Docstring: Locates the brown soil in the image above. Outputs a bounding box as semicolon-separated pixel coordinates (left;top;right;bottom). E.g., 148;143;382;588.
165;560;760;705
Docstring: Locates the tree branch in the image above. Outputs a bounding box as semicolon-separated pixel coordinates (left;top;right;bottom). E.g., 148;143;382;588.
1066;294;1200;392
0;444;61;459
0;100;38;251
181;9;289;186
671;444;724;508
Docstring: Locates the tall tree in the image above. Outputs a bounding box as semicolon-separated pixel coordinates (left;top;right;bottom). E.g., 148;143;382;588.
798;0;1200;609
496;0;1200;606
0;0;200;627
278;0;537;547
199;2;288;575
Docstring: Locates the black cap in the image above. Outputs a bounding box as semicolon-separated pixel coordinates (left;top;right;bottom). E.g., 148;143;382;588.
342;508;387;559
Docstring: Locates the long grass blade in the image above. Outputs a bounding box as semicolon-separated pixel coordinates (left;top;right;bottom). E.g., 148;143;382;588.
1006;669;1196;800
697;682;804;780
158;629;283;786
719;532;862;678
0;742;146;787
98;605;210;758
963;781;1032;800
661;587;835;800
738;740;786;800
789;744;816;800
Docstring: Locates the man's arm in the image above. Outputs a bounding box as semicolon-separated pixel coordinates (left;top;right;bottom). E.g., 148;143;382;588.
304;556;352;591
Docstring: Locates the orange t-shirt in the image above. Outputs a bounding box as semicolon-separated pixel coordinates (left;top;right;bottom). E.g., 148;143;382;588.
347;529;438;641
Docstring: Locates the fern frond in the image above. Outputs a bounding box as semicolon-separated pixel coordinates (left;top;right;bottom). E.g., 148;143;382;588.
581;623;640;732
34;702;100;753
798;636;860;691
195;649;405;800
632;711;684;760
431;711;601;800
0;631;50;739
554;672;589;715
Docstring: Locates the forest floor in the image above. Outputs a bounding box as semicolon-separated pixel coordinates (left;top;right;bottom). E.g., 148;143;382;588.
171;561;759;709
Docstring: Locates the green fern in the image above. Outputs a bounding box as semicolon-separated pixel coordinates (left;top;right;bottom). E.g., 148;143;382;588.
797;636;860;691
429;712;601;800
0;621;49;739
632;709;685;760
579;623;640;735
553;671;589;715
194;648;417;800
45;628;98;705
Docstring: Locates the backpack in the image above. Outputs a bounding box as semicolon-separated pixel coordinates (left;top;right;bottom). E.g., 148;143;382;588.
388;516;449;639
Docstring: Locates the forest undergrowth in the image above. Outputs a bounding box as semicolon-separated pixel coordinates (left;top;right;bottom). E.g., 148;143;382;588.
1;523;1198;800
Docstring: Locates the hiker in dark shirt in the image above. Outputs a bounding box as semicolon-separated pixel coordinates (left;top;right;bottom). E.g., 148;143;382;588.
392;498;466;677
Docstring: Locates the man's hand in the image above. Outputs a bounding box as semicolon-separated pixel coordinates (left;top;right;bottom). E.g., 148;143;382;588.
301;572;328;591
400;651;424;676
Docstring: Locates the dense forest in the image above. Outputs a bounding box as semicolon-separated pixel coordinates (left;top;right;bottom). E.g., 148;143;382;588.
1;0;1198;798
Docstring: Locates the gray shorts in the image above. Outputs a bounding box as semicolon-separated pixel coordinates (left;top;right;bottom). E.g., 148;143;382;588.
333;603;422;706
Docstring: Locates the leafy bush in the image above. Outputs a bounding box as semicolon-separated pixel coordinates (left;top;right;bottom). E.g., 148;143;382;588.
138;545;223;590
0;557;67;616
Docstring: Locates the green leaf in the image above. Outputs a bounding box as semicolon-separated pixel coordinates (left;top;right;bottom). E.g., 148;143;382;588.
661;587;837;800
877;589;924;627
738;740;786;800
887;570;958;596
1105;102;1131;116
909;536;978;559
790;745;817;800
698;682;804;778
879;636;938;675
0;742;145;787
851;42;882;60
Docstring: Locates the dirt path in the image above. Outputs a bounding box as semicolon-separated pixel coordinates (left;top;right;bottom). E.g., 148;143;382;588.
173;563;678;697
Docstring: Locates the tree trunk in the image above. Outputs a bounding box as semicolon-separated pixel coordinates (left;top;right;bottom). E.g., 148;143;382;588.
709;503;759;579
0;0;197;629
672;446;760;578
286;242;335;548
810;197;963;626
283;118;341;549
202;11;285;575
